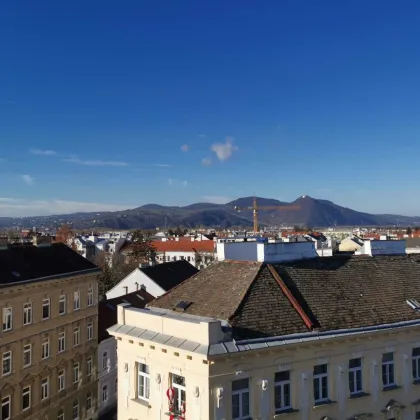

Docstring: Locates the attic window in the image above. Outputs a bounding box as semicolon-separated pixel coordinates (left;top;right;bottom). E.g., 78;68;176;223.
136;294;145;301
174;301;192;312
11;271;20;277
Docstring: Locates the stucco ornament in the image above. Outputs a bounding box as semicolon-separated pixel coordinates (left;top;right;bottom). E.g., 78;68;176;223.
261;380;268;391
193;386;200;398
124;363;128;372
216;387;224;400
155;373;161;384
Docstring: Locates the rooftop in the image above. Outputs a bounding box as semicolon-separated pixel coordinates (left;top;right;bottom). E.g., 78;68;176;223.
149;255;420;340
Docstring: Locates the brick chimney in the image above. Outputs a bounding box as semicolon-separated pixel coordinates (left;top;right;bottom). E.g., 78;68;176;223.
33;235;52;247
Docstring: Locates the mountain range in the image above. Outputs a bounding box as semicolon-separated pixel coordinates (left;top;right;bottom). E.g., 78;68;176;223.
1;196;420;230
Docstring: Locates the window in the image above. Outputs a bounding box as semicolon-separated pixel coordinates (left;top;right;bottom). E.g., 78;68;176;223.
86;393;92;411
58;409;64;420
58;370;65;391
87;322;93;341
73;363;79;384
87;286;93;306
413;348;420;381
23;303;32;325
41;377;49;400
349;358;363;395
1;395;11;420
2;351;12;376
382;352;395;387
274;371;291;411
232;378;249;420
73;327;80;347
59;295;66;315
23;344;31;367
172;374;186;414
102;352;108;370
87;357;92;376
42;299;50;320
137;363;150;401
22;386;31;411
72;400;79;420
58;332;65;353
187;256;191;262
42;338;50;359
115;377;118;393
417;411;420;420
2;307;12;331
102;385;108;402
74;291;80;311
313;364;328;404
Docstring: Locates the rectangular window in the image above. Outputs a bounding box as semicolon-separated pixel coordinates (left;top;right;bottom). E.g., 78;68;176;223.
172;374;186;414
102;385;108;402
416;411;420;420
73;363;79;383
22;386;31;411
2;351;12;376
42;299;50;320
274;371;291;411
58;332;65;353
349;358;363;395
413;348;420;381
2;307;12;331
382;352;395;387
42;338;50;359
72;400;79;420
73;327;80;347
59;295;66;315
137;363;150;401
232;378;250;420
102;352;108;370
313;364;328;404
87;357;92;376
23;344;31;367
23;303;32;325
74;291;80;311
58;370;65;391
87;322;93;341
41;377;49;400
1;395;11;420
58;409;64;420
86;394;92;411
87;286;93;306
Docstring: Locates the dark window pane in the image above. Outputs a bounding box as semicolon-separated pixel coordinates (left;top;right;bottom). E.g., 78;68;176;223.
275;371;290;382
232;394;240;418
413;347;420;357
382;352;393;362
313;364;327;375
242;392;249;416
232;378;249;391
349;358;361;368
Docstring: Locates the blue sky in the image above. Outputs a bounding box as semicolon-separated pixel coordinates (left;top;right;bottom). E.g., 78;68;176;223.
1;0;420;216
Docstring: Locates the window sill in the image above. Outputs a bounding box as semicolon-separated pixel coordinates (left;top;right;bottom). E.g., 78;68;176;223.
382;384;401;392
349;392;370;399
132;398;151;408
313;399;336;408
274;408;299;417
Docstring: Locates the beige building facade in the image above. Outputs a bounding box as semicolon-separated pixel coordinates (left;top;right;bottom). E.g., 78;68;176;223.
110;304;420;420
0;240;100;420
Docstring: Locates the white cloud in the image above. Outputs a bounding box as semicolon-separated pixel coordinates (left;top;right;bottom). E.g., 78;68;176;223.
202;196;231;204
210;136;238;162
180;144;189;152
64;157;129;166
0;198;131;217
182;180;188;188
168;178;188;188
201;157;212;166
22;175;35;185
30;149;57;156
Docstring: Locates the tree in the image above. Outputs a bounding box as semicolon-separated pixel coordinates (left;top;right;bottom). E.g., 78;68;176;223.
129;230;157;264
56;224;73;244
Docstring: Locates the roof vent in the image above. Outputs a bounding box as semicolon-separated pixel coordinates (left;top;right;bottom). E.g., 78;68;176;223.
136;294;145;301
11;271;20;277
406;299;420;311
174;301;192;312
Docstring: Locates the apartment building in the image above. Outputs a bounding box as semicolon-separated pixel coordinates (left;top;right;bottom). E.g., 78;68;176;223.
109;241;420;420
0;237;100;420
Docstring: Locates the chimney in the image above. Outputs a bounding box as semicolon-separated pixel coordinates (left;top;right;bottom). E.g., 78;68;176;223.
135;282;139;291
33;235;52;247
124;286;128;295
0;237;8;250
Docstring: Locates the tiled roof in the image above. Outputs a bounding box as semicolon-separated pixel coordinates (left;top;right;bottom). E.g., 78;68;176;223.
150;256;420;340
152;239;215;253
98;289;155;342
140;260;199;292
0;243;99;286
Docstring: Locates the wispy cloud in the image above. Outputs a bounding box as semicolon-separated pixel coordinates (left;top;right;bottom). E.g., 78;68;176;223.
210;136;238;162
30;149;57;156
64;157;129;167
154;164;172;167
168;178;188;188
182;180;188;187
22;175;35;186
201;157;212;166
180;144;189;152
168;178;173;186
202;195;231;204
0;198;131;217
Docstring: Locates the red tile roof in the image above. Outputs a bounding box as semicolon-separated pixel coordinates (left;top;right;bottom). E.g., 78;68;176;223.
152;239;215;253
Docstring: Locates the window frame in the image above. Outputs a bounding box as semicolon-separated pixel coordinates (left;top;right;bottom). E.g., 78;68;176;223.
2;351;12;376
382;352;395;388
86;393;92;411
87;286;93;307
41;377;49;400
231;378;250;420
58;331;65;353
87;322;93;341
23;344;32;368
348;358;363;395
74;291;80;311
58;369;65;391
274;371;291;412
1;395;11;420
73;363;80;384
102;351;108;370
2;307;12;331
72;399;79;420
41;337;50;360
58;409;64;420
23;303;32;325
22;385;31;411
137;363;150;401
73;326;80;347
102;385;108;402
59;295;66;316
313;364;329;404
413;348;420;381
87;357;92;376
42;298;50;320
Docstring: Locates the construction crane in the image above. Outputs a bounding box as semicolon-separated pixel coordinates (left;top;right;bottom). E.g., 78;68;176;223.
234;197;300;233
